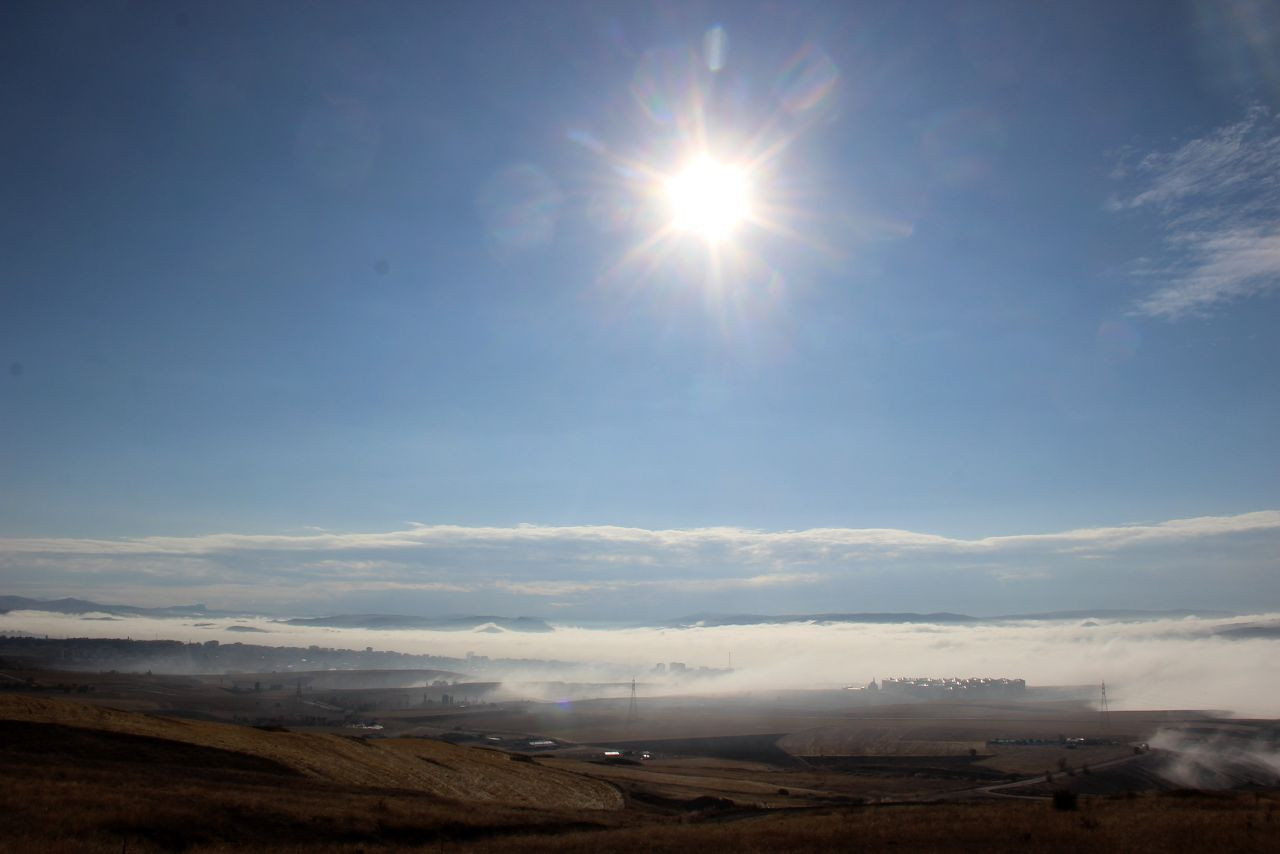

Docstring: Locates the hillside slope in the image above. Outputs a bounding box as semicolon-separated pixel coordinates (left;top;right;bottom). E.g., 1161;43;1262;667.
0;694;620;810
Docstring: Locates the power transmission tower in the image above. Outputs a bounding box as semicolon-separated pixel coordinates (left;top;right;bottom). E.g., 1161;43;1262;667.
1099;681;1111;731
626;677;637;726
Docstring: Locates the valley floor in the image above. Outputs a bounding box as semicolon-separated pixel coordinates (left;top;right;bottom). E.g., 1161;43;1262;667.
2;687;1278;852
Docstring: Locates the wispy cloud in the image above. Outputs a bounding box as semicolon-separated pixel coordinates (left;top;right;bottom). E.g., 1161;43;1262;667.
1;511;1275;558
978;510;1280;549
1110;106;1280;318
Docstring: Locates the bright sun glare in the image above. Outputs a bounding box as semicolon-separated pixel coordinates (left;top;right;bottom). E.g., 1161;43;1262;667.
664;156;752;241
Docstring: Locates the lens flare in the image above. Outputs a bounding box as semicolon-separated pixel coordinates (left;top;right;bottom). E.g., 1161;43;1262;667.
664;156;751;241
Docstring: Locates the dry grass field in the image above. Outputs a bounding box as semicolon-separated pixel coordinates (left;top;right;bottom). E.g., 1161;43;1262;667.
0;695;619;809
1;693;1278;852
414;693;1210;747
541;754;978;804
2;684;1277;852
466;793;1280;853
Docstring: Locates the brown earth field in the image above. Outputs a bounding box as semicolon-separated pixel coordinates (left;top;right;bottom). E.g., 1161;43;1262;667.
0;666;490;722
384;692;1209;740
405;693;1212;779
2;681;1280;852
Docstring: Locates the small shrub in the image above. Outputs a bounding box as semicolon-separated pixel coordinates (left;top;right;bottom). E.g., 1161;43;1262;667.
1053;789;1079;812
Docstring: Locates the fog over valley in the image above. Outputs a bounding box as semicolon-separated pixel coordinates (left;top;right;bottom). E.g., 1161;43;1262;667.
4;607;1279;717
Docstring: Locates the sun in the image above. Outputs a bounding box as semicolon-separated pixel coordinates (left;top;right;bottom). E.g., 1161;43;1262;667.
664;156;752;242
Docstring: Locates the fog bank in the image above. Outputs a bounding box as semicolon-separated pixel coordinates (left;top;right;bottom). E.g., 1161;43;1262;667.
2;610;1278;716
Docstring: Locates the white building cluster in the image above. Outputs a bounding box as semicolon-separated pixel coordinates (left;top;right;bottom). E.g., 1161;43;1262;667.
877;676;1026;696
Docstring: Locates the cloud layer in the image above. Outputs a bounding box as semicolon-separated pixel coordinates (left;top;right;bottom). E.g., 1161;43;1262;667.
2;510;1277;617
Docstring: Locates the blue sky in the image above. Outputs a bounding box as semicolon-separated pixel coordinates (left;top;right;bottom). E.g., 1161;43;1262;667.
2;1;1278;617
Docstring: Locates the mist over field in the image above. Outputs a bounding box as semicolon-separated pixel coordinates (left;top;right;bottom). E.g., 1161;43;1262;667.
4;609;1279;717
1150;727;1280;789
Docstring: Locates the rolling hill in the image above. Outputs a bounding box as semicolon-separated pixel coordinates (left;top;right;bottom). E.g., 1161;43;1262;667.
0;694;619;809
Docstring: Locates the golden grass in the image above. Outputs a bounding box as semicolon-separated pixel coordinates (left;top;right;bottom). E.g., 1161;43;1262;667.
0;758;625;853
0;694;620;810
3;694;1278;853
470;793;1280;853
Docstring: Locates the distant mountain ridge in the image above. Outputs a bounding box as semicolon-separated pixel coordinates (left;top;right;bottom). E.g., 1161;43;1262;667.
995;609;1234;621
0;595;1238;632
0;596;226;618
279;614;555;632
0;596;556;634
661;612;977;628
660;608;1236;628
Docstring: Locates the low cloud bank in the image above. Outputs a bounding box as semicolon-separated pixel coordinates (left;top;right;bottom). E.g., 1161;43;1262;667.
3;610;1279;716
2;510;1277;618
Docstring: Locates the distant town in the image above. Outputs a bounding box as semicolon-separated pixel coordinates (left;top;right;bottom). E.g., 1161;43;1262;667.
849;677;1027;697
